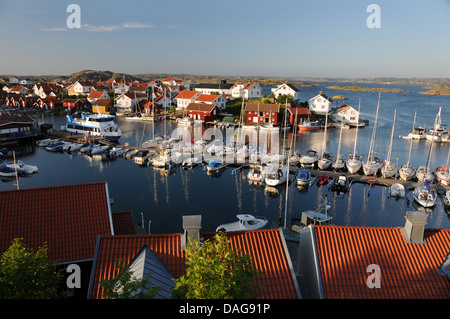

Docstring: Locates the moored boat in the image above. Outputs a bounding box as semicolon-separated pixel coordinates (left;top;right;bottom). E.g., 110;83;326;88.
4;160;38;175
300;149;318;168
296;169;311;186
216;214;268;232
45;141;66;152
66;112;122;141
265;165;288;186
413;181;437;208
206;158;227;172
390;183;405;198
248;162;272;184
317;174;329;186
298;120;321;132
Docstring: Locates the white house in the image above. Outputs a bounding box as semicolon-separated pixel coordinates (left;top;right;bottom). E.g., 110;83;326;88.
194;94;227;110
8;77;19;84
115;92;147;113
19;78;32;86
331;104;360;124
194;81;234;96
308;91;333;114
271;82;301;101
113;82;129;95
231;82;261;99
10;86;28;94
67;80;95;96
175;90;201;110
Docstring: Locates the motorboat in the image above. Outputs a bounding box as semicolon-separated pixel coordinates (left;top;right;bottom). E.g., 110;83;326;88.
63;142;84;152
297;120;321;132
88;145;110;155
390;183;405;198
216;214;268;232
206;158;227;172
330;175;348;193
247;163;272;183
134;150;151;165
152;150;173;168
182;156;201;169
443;190;450;209
36;138;59;147
413;181;437;208
402;126;426;140
45;141;67;152
0;165;20;177
434;167;450;186
425;107;447;142
124;149;139;159
265;165;289;186
296;169;311;186
108;147;129;158
317;174;329;186
66;112;121;141
177;117;193;125
4;160;38;175
300;149;318;168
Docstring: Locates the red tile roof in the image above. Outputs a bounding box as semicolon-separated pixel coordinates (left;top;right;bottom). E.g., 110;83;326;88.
0;182;114;263
314;225;450;299
175;90;199;100
89;229;299;299
194;94;221;103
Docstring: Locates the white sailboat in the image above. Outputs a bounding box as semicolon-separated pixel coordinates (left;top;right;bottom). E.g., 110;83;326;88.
416;131;435;183
265;165;289;186
425;107;447;142
413;180;437;208
363;93;383;176
317;112;333;170
346;99;362;174
381;109;397;178
332;118;345;171
399;111;417;181
434;148;450;186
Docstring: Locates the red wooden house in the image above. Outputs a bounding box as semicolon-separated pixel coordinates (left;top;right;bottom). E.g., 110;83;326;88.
186;102;221;122
63;98;91;111
287;107;311;125
244;103;280;125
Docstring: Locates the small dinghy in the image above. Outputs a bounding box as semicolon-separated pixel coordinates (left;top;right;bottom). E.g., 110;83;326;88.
390;183;405;198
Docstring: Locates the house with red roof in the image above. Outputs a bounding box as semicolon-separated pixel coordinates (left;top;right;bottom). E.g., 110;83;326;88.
331;104;360;125
186;102;221;122
174;90;201;110
87;89;110;103
287;107;311;125
244;103;281;125
63;98;91;111
295;210;450;299
0;182;135;298
194;93;227;110
87;217;301;299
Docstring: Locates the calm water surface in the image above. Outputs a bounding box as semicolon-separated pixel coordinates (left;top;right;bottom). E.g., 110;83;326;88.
2;83;450;233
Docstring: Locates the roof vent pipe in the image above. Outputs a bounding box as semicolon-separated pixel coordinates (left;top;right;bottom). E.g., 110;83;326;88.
181;215;202;250
402;211;427;244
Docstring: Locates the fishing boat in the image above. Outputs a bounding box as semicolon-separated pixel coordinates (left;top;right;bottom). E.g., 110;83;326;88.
291;196;332;229
265;165;289;186
298;120;321;132
216;214;268;232
330;175;348;193
247;162;272;183
4;160;38;175
66;112;122;141
363;93;383;176
389;183;405;198
381;110;398;178
413;181;437;208
300;149;318;168
296;169;311;186
399;111;418;181
45;141;67;152
317;174;329;186
206;158;227;172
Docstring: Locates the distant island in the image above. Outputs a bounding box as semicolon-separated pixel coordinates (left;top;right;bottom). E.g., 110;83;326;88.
419;84;450;96
326;85;410;93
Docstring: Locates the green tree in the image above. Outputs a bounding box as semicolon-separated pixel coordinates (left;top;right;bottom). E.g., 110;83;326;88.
100;259;162;299
0;238;62;299
277;94;293;105
173;233;262;299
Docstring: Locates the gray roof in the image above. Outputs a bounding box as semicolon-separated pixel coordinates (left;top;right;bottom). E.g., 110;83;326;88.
128;245;175;299
193;83;234;90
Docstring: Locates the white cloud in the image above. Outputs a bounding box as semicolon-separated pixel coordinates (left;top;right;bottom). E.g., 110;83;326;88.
44;22;157;32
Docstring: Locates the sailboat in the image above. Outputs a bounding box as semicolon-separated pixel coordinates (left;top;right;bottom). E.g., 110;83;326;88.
363;93;383;176
425;107;447;142
434;148;450;186
413;180;437;208
317;112;333;170
346;99;362;174
381;109;397;178
417;124;435;183
399;111;417;181
332;118;345;171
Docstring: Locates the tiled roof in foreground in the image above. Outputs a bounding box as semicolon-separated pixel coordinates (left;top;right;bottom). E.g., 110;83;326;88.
314;225;450;299
89;229;300;299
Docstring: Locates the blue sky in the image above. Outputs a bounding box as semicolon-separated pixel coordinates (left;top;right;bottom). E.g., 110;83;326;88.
1;0;450;78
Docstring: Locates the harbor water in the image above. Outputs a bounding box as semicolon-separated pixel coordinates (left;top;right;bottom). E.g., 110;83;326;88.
1;82;450;233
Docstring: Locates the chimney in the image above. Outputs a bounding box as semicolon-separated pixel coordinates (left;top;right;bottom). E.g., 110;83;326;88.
402;211;427;244
181;215;202;249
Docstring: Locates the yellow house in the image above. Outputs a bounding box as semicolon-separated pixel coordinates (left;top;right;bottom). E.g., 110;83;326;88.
92;99;112;114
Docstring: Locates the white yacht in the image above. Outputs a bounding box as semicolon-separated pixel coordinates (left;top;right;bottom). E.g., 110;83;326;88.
66;113;121;141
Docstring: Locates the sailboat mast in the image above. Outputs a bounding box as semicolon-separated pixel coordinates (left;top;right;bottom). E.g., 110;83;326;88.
321;112;328;158
352;99;361;158
406;111;416;167
386;109;397;164
368;93;381;162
